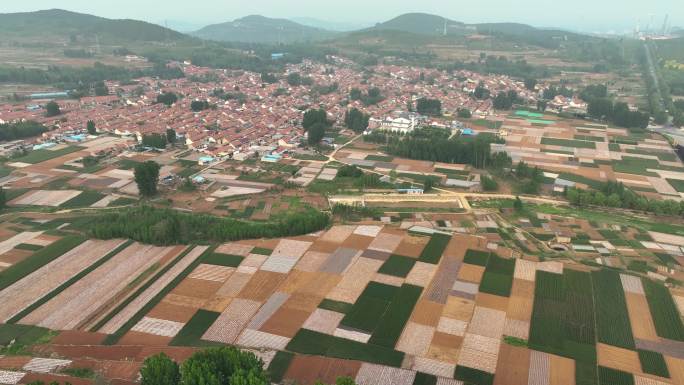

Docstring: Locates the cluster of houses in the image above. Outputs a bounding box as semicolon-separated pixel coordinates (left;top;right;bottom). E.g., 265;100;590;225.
1;58;591;161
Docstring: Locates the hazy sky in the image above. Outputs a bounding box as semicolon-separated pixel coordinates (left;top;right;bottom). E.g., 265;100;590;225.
0;0;681;33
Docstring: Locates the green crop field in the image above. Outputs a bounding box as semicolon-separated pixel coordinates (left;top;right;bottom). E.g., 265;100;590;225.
541;137;596;149
637;349;670;378
13;146;85;164
418;233;451;264
464;249;491;266
642;278;684;341
367;284;422;347
592;270;635;349
170;309;222;346
378;254;416;277
202;252;244;267
479;255;515;297
340;282;398;333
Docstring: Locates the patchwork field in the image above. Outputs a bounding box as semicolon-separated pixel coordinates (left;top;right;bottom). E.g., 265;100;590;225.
491;115;684;200
1;213;682;385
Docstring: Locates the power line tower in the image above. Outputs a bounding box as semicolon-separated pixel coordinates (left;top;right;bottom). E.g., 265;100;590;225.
661;14;669;35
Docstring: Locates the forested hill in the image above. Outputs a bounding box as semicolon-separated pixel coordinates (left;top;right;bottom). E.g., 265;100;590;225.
0;9;187;43
347;13;597;50
192;15;339;44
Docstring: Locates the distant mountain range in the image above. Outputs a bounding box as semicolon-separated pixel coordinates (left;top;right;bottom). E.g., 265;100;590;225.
0;9;185;43
0;9;598;50
191;15;339;44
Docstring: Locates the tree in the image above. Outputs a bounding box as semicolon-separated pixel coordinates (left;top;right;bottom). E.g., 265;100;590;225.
514;196;524;211
307;122;326;145
260;72;277;84
287;72;302;86
142;133;167;149
481;175;498;191
0;187;6;210
157;92;177;106
344;108;370;133
166;129;177;144
87;120;97;135
140;353;179;385
474;86;490;100
134;161;161;197
302;108;329;131
349;88;362;101
191;100;211;112
524;78;537;91
179;347;267;385
94;81;109;96
536;100;547;112
45;101;61;117
423;178;434;192
416;98;442;116
457;108;472;118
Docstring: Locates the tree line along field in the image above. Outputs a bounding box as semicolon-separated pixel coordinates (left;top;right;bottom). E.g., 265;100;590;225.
0;214;683;385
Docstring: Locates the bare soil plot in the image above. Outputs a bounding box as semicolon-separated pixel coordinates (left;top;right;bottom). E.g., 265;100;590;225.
170;278;223;300
475;293;509;312
355;363;416;385
51;331;107;346
396;322;435;356
625;292;660;341
22;243;173;330
528;350;550;385
320;225;356;243
410;300;444;327
284;355;361;385
405;261;437;287
130;317;184;338
457;264;485;283
238;271;287;302
493;344;530;385
597;343;642;374
0;239;125;322
0;231;44;255
118;331;172;346
260;307;311;338
467;306;506;339
202;298;261;344
99;245;206;334
665;356;684;385
395;235;430;258
549;354;575;385
443;296;475;322
326;257;383;303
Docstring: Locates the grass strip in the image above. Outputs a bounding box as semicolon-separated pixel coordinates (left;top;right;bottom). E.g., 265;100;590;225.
454;366;494;385
102;245;215;344
0;235;86;291
318;299;354;314
267;351;295;383
464;249;491;266
368;284;423;347
418;233;451;264
170;309;223;346
479;255;515;297
8;240;134;324
642;278;684;341
378;255;416;278
638;349;670;378
592;270;635;349
202;252;244;267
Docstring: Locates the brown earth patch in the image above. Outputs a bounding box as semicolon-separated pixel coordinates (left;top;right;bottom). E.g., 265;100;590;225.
20;373;92;385
395;235;429;258
549;353;575;385
170;278;222;299
506;295;534;322
284;355;362;385
340;234;374;250
625;292;659;341
475;293;509;312
308;240;342;253
410;300;444;327
493;344;530;385
118;331;172;347
147;301;198;323
259;307;310;338
201;296;233;313
238;271;287;302
457;264;485;283
0;248;32;265
597;343;641;374
0;355;31;370
52;331;107;346
443;296;475;321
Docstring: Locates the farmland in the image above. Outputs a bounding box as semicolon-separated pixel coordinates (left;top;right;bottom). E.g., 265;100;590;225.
0;207;682;385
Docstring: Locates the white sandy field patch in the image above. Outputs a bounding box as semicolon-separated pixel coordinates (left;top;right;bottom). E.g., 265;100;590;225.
11;190;82;207
131;317;185;337
0;231;44;256
98;246;208;334
21;243;174;330
0;239;125;322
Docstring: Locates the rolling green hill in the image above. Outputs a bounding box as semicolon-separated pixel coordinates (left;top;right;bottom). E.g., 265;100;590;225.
0;9;187;43
370;13;470;36
192;15;339;44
